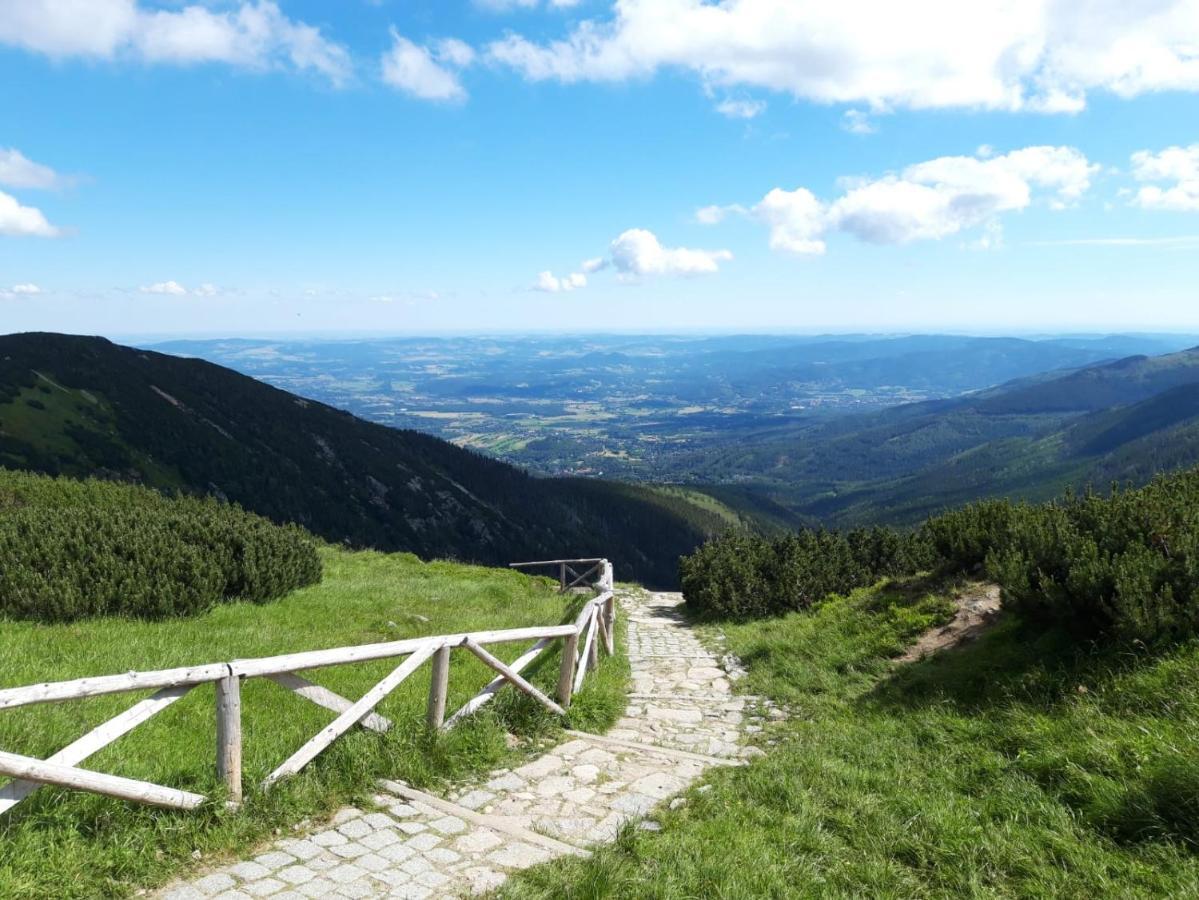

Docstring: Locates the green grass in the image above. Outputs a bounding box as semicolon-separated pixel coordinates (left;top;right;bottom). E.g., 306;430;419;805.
505;578;1199;898
0;548;628;898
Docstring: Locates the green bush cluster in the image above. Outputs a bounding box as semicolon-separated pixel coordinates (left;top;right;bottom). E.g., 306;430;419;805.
0;469;321;621
680;526;934;618
928;471;1199;643
683;466;1199;644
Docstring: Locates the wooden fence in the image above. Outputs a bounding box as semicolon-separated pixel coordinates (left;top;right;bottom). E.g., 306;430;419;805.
0;558;615;815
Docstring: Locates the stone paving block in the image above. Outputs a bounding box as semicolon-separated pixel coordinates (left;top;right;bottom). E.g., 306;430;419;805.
192;873;237;894
242;878;286;897
275;865;317;886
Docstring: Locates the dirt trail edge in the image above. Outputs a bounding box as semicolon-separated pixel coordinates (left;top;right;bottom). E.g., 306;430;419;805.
898;581;1003;663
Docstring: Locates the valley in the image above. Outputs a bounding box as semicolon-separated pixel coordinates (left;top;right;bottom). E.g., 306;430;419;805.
150;333;1195;480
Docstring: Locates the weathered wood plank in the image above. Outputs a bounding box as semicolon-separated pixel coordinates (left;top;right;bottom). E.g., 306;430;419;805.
574;610;599;694
264;641;439;787
232;626;573;680
508;558;604;568
557;631;579;709
0;750;206;810
266;673;392;733
0;664;228;710
425;645;451;730
603;593;616;655
0;684;194;816
444;637;554;728
565;562;602;591
462;639;566;718
215;674;242;806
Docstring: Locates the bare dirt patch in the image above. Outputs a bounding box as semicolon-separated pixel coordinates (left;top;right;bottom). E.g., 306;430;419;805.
898;581;1002;663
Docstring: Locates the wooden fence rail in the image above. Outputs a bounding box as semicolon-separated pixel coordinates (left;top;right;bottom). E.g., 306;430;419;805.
0;558;615;817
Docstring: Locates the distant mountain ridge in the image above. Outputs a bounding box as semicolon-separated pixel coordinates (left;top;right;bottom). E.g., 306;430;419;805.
0;332;745;586
673;345;1199;526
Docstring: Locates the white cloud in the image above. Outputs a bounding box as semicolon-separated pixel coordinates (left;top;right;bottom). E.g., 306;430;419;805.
434;38;476;69
715;145;1095;254
0;282;44;298
580;257;607;273
714;98;765;119
193;282;220;296
0;0;350;85
754;188;827;254
608;228;732;276
1131;144;1199;212
140;280;189;295
0;190;62;237
485;0;1199;114
533;270;587;292
382;29;469;101
694;203;746;225
841;109;876;134
0;148;69;190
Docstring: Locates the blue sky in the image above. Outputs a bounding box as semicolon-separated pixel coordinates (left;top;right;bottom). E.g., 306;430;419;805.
1;0;1198;337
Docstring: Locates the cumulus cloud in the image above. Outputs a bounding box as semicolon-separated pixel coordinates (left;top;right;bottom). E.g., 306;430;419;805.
609;228;732;276
0;0;350;84
0;190;62;237
533;270;587;292
381;29;471;101
580;257;607;273
754;188;827;253
485;0;1199;114
0;148;70;190
1131;144;1199;212
140;280;189;295
701;145;1096;254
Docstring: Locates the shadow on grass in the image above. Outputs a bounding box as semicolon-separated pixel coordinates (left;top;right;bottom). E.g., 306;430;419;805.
859;596;1199;851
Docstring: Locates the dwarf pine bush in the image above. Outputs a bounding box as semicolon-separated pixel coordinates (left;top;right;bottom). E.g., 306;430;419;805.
680;526;935;619
0;469;321;621
684;467;1199;643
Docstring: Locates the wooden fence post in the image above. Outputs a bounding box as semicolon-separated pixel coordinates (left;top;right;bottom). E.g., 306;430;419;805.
426;644;451;730
559;562;567;592
557;631;578;708
603;594;616;655
215;673;242;806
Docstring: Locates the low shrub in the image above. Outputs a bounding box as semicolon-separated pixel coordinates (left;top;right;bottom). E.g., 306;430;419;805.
681;526;934;619
684;466;1199;643
0;469;321;621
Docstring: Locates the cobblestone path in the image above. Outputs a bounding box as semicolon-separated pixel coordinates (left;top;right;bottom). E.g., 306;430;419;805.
157;589;767;899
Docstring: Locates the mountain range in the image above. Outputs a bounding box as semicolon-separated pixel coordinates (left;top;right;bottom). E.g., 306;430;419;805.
0;333;744;586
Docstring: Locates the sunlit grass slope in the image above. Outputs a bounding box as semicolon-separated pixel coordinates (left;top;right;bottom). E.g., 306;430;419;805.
507;579;1199;898
0;547;628;898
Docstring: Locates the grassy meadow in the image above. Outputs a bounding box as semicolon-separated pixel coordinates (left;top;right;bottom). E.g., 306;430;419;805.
0;547;628;898
508;578;1199;898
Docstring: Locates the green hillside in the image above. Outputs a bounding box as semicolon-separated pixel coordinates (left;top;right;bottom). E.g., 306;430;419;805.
670;346;1199;526
0;332;734;587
